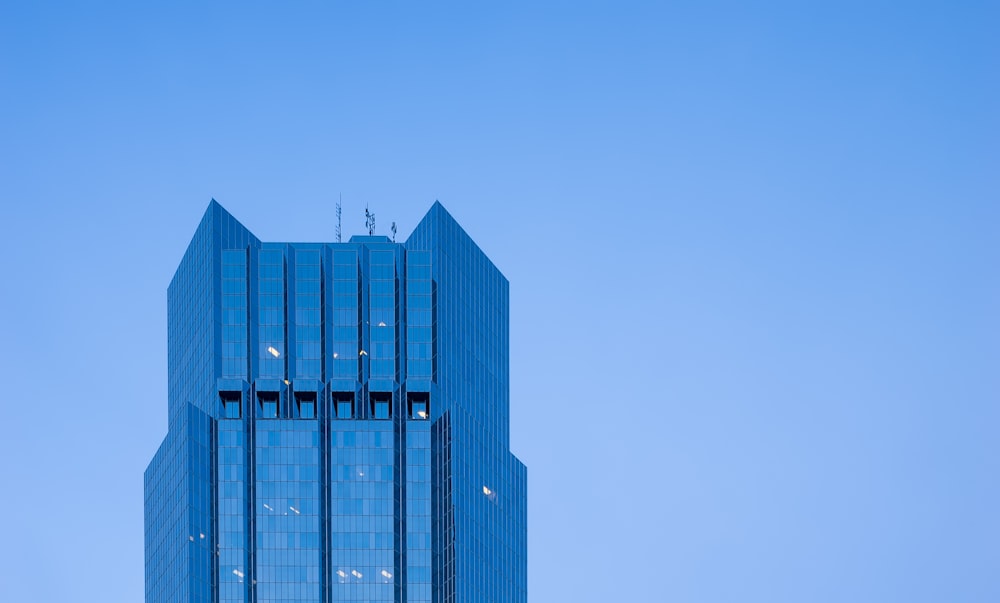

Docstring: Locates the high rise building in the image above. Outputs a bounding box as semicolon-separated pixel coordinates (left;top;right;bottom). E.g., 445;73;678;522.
144;201;527;603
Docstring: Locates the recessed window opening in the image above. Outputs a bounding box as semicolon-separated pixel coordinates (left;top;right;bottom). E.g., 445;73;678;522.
370;392;391;420
332;393;354;419
258;392;279;418
407;392;429;420
220;392;242;419
295;392;316;419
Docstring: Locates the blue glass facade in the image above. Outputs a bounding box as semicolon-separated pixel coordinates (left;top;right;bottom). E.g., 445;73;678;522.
145;201;526;603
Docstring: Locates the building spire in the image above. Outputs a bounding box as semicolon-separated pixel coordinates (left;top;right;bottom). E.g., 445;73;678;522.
365;205;376;236
336;194;342;242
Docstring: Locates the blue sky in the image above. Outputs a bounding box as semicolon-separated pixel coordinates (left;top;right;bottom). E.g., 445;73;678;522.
1;2;997;601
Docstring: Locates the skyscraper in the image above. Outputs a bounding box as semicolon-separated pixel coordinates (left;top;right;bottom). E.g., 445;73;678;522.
144;201;527;603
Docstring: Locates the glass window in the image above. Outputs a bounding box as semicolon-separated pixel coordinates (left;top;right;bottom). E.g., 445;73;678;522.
407;393;429;420
299;400;315;419
333;394;354;419
220;392;241;419
295;392;317;419
258;393;279;418
370;394;391;420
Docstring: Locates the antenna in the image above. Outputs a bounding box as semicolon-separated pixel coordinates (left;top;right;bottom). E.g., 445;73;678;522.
391;222;397;243
365;205;376;236
336;194;342;243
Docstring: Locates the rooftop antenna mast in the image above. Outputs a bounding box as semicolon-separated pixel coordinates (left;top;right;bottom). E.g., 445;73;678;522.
365;205;376;236
336;194;342;243
391;222;397;242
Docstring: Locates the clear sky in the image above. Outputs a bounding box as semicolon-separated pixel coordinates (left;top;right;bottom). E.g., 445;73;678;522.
1;2;997;601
